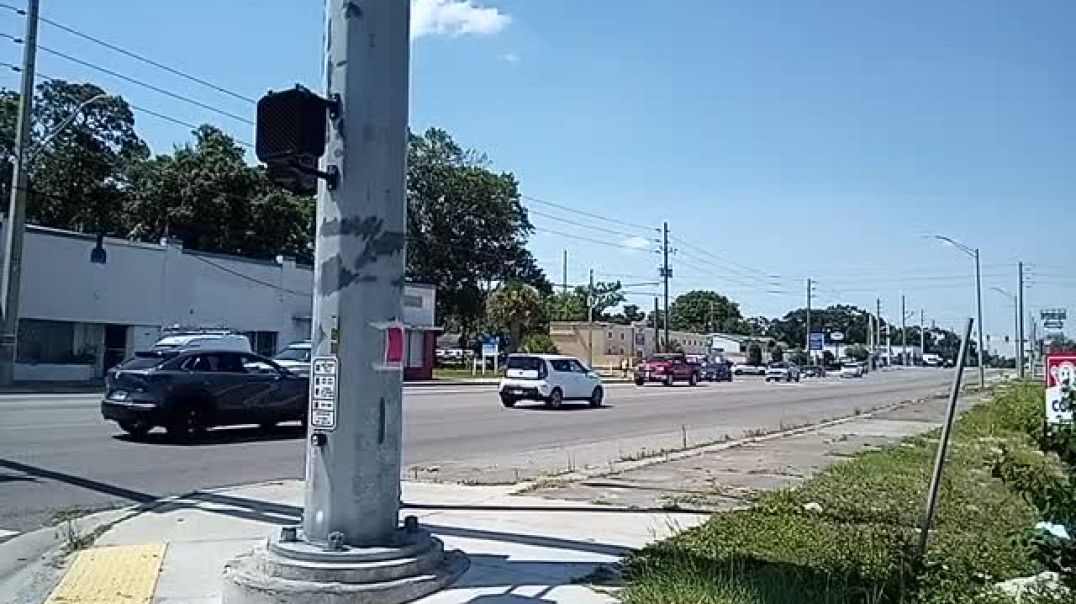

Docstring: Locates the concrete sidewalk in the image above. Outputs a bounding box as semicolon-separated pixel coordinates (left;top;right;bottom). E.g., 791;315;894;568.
28;481;705;604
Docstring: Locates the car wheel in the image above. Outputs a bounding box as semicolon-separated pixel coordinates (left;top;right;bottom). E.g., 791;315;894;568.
167;404;207;442
500;395;517;408
546;388;563;409
663;374;675;387
634;378;645;386
589;386;604;408
118;421;150;438
688;373;699;387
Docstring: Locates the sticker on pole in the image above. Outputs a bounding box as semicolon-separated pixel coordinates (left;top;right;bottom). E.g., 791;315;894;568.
372;320;406;371
309;357;339;430
1045;354;1076;425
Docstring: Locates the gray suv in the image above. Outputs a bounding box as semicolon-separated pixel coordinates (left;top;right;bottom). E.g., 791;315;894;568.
102;350;308;440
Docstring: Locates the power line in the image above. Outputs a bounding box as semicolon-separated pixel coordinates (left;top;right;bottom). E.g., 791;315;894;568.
0;33;254;125
0;61;255;147
674;247;782;288
186;252;309;297
531;224;654;252
526;208;652;241
521;195;654;233
671;236;785;282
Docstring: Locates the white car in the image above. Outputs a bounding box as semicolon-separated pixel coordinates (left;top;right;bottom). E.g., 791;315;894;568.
499;354;604;409
765;361;800;383
733;363;766;376
273;341;312;374
839;362;865;378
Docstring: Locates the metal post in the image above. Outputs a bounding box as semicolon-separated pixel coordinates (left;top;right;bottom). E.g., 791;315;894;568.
662;221;670;352
920;309;925;363
587;268;594;368
805;278;812;358
876;298;882;361
1017;262;1025;379
0;0;39;386
917;317;974;559
974;249;985;386
561;249;568;294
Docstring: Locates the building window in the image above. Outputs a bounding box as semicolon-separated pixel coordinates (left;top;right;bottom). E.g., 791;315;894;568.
242;331;278;357
620;333;625;340
403;295;423;308
18;319;77;363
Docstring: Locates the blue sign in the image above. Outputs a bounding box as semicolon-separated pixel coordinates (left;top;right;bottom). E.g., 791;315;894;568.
809;332;824;351
481;335;499;358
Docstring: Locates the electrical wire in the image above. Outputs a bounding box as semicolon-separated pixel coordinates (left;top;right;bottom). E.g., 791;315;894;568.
526;208;653;241
186;252;310;297
531;224;656;252
522;194;655;232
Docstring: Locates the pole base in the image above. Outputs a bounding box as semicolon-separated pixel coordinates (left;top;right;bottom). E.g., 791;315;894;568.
222;527;468;604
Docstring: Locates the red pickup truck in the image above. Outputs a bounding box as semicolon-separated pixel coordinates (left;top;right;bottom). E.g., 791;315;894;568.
634;353;701;386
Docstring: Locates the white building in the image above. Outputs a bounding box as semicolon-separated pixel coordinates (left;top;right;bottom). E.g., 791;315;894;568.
3;223;438;381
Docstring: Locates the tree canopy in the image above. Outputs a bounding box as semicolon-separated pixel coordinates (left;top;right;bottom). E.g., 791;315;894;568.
669;290;746;333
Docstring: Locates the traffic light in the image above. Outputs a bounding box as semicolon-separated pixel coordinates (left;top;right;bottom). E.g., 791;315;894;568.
256;85;340;195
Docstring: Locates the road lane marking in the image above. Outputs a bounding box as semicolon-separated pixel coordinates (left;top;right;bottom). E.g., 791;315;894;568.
45;543;166;604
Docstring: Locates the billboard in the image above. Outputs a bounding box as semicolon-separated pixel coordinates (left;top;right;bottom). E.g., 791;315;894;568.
1045;353;1076;424
809;332;824;351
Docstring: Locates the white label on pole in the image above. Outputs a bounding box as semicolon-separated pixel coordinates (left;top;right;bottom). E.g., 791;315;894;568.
310;356;338;431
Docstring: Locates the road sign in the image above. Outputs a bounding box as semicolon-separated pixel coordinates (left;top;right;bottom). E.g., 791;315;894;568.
481;335;499;358
309;357;338;431
829;332;844;342
1045;354;1076;424
809;332;824;351
635;331;646;349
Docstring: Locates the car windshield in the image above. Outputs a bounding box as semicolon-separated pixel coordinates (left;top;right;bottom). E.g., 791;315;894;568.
274;347;310;361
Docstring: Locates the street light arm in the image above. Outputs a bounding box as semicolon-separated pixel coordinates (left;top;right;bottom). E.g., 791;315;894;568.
26;93;108;161
931;235;976;258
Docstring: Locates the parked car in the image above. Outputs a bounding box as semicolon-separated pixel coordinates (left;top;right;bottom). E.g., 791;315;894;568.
765;361;801;383
802;365;826;378
151;330;252;353
634;353;701;386
102;350;308;439
732;363;767;376
839;361;865;378
273;341;312;374
701;361;733;382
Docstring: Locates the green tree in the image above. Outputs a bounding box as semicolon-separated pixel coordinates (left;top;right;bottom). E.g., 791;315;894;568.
520;333;558;354
485;281;547;352
610;303;646;325
668;290;744;333
771;345;785;362
846;344;870;362
747;342;763;366
822;350;836;367
546;281;623;322
788;348;810;365
406;128;548;333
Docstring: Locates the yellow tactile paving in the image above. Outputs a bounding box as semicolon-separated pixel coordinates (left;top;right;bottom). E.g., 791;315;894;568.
45;543;166;604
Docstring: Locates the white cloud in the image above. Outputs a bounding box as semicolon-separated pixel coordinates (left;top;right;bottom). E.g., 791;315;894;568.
411;0;511;40
621;236;650;252
499;52;520;63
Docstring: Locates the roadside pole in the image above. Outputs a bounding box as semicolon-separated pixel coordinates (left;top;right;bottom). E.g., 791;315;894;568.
224;1;465;601
653;297;660;353
661;221;670;352
917;317;974;559
587;268;594;368
974;248;985;386
805;278;812;360
920;309;925;363
1017;262;1025;379
0;0;39;387
901;294;907;365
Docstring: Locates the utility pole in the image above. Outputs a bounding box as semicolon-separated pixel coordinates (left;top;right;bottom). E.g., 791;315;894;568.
225;1;463;601
561;250;568;294
0;0;39;386
661;221;670;353
974;248;985;386
920;309;925;362
805;278;812;358
901;295;907;365
876;298;882;361
653;297;660;353
587;268;594;368
1017;262;1025;379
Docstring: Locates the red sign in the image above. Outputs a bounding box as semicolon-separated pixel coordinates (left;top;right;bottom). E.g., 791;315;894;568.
1045;354;1076;424
372;320;406;371
1046;354;1076;388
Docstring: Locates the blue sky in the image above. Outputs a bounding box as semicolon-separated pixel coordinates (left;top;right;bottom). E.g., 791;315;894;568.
5;0;1074;352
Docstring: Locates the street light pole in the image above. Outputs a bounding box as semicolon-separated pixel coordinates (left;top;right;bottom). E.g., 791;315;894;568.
1017;262;1025;379
930;235;985;387
0;0;39;386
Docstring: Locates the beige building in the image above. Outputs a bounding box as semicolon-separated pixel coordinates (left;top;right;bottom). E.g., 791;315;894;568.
549;321;710;370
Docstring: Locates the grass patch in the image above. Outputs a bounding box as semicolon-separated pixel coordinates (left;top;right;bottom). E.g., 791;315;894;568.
623;382;1051;603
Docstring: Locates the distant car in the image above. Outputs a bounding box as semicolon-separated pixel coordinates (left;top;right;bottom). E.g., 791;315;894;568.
802;365;826;378
701;362;733;382
273;341;312;374
498;354;603;409
102;350;308;440
922;353;945;368
765;361;800;383
634;353;701;386
151;331;251;353
839;361;865;378
732;363;766;376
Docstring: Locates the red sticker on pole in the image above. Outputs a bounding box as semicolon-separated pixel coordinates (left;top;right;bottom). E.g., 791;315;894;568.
372;320;406;371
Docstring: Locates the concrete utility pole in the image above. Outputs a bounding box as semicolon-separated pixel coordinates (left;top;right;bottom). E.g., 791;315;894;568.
805;278;812;357
876;298;882;361
661;221;670;352
653;297;660;353
920;309;925;361
1017;262;1025;379
0;0;39;387
901;295;907;365
225;1;464;601
561;249;568;294
587;268;594;368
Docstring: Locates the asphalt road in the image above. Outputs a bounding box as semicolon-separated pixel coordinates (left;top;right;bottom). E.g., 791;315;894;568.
0;369;957;536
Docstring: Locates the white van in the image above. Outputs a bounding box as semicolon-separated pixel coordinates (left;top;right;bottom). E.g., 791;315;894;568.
150;332;252;353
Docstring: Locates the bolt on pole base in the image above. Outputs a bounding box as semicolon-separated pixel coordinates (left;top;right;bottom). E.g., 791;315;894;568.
223;521;468;604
